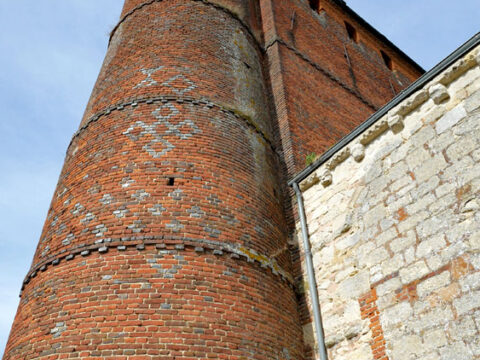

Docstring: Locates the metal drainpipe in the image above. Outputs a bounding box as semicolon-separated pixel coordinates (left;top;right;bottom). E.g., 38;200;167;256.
292;182;328;360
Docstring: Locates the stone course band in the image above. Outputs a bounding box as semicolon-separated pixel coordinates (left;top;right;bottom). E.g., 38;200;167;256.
68;95;275;154
109;0;261;52
21;236;294;295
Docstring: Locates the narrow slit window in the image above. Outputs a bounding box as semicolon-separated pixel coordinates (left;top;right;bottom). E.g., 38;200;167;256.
345;21;358;43
380;50;393;70
309;0;320;12
167;177;175;186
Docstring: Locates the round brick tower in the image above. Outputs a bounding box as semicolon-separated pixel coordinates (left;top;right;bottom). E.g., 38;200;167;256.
3;1;304;359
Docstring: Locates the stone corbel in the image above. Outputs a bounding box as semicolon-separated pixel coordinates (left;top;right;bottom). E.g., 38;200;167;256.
387;114;405;134
351;143;365;162
429;83;450;104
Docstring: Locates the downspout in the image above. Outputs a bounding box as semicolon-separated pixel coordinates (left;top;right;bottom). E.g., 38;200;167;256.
292;182;328;360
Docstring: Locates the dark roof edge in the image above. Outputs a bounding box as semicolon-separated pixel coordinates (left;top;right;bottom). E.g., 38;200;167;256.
289;31;480;187
330;0;425;74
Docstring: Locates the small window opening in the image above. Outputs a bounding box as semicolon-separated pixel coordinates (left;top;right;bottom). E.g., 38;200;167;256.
380;50;393;70
167;177;175;186
309;0;320;11
345;21;358;43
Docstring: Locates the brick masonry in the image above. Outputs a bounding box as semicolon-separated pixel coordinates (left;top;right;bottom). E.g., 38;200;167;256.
299;46;480;359
4;0;427;359
4;1;304;358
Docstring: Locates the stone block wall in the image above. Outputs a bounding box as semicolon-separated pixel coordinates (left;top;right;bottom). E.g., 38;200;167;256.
298;45;480;359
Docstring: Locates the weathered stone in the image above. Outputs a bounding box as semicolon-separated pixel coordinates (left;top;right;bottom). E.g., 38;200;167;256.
429;83;450;104
423;328;448;350
337;271;370;299
454;290;480;315
465;88;480;112
389;231;416;253
417;271;450;297
300;172;319;191
388;114;404;134
400;261;430;284
351;143;365;162
380;302;413;330
295;46;480;360
436;104;467;133
414;154;448;183
320;169;333;187
390;335;424;360
376;277;402;297
440;341;473;360
449;316;478;341
416;234;446;258
460;272;480;292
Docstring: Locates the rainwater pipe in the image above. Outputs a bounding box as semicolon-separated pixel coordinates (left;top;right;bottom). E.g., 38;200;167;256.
292;182;328;360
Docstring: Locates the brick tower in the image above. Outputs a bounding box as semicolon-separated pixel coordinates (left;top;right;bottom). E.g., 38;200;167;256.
3;1;423;359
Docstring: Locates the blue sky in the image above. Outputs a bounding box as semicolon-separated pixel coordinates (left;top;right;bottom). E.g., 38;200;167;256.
0;0;478;356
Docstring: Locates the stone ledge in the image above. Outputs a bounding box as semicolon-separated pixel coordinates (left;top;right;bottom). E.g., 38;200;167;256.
21;236;295;296
300;46;480;191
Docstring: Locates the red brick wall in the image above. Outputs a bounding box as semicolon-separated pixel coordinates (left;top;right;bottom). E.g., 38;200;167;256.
262;0;423;176
3;1;304;358
259;1;423;358
4;1;425;358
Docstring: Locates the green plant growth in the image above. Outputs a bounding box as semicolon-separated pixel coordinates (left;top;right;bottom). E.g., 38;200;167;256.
305;152;317;166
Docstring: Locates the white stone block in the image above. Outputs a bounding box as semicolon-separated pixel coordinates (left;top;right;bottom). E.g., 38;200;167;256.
436;104;467;134
440;341;473;360
400;261;430;284
390;230;416;253
416;234;446;259
381;253;405;277
414;154;448;183
380;302;413;330
392;334;427;360
376;277;402;297
337;270;370;299
448;315;477;341
429;83;450;104
423;328;448;349
454;290;480;315
417;271;450;297
460;272;480;292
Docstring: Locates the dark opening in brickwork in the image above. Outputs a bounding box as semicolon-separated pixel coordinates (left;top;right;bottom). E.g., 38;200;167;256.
380;50;393;70
345;21;358;43
309;0;320;12
167;177;175;186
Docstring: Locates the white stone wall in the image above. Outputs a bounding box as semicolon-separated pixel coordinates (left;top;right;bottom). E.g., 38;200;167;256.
298;46;480;360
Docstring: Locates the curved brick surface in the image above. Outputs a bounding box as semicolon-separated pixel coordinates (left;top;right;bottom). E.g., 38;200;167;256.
84;0;270;137
4;0;304;358
5;249;303;359
31;101;290;271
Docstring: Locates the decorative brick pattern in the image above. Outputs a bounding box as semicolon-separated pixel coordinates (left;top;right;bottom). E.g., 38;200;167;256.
4;1;430;359
4;0;303;358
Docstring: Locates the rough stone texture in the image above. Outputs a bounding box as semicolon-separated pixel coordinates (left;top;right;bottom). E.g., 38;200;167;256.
299;46;480;359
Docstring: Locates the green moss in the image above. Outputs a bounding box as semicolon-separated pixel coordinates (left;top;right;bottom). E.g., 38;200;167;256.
305;152;317;166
